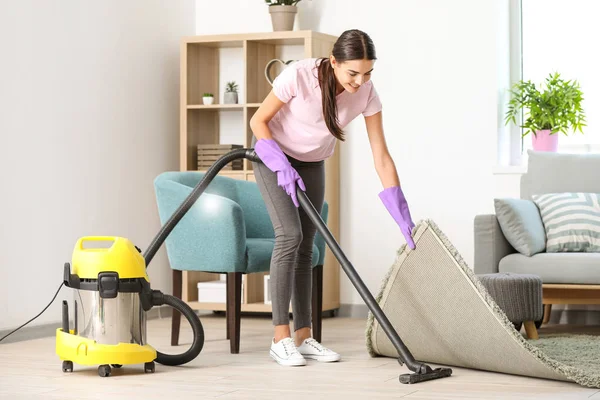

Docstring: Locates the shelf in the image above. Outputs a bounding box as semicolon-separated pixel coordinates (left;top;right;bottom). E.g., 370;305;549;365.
186;302;273;313
180;31;341;315
182;30;334;47
187;104;244;110
194;169;248;176
186;103;262;109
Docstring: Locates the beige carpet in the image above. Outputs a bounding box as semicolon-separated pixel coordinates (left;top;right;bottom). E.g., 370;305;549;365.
365;219;600;388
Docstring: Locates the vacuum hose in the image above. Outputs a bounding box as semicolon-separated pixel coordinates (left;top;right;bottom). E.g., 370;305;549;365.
151;290;204;366
137;148;258;367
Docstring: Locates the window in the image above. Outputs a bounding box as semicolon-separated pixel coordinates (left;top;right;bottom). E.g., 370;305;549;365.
514;0;600;155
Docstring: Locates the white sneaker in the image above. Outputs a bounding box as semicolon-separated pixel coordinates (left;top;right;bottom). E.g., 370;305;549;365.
296;338;341;362
270;337;307;366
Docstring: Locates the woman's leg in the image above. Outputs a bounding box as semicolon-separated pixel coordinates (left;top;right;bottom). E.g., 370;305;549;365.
288;158;325;341
252;156;303;342
288;158;340;362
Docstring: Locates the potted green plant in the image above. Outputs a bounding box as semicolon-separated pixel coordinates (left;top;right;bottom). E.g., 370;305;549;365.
224;81;238;104
504;72;586;152
265;0;302;31
202;93;214;105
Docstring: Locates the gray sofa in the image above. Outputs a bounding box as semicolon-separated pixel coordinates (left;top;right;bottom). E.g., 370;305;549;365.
474;150;600;323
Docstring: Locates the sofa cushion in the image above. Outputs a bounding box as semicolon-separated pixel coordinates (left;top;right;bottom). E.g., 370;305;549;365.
494;198;546;256
532;192;600;252
521;150;600;200
499;252;600;284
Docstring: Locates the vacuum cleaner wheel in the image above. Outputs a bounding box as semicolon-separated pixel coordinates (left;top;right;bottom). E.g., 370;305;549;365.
144;361;156;373
98;364;111;377
62;360;73;373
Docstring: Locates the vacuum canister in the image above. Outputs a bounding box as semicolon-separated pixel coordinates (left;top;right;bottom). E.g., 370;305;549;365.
64;236;151;346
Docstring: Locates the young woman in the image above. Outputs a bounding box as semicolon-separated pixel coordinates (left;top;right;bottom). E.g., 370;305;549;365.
249;29;416;367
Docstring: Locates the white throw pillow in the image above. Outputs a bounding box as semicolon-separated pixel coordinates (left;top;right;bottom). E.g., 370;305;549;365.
531;192;600;252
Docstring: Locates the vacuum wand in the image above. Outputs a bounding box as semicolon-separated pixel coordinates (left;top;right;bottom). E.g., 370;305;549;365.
295;184;452;384
142;148;451;384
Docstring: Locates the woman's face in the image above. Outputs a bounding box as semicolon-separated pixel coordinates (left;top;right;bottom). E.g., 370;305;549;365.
331;57;374;94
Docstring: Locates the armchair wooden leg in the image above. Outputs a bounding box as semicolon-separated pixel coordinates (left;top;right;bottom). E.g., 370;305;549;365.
171;269;182;346
227;272;242;354
226;278;230;340
312;265;323;343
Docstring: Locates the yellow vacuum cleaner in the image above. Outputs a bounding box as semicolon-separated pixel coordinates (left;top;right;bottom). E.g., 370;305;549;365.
56;235;204;377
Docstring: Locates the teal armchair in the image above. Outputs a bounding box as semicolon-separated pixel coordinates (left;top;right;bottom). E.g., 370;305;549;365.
153;171;328;353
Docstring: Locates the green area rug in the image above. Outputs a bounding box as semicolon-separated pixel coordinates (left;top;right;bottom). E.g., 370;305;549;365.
365;219;600;388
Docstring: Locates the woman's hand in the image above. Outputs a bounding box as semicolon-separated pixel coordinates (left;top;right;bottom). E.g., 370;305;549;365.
254;138;306;207
379;186;416;249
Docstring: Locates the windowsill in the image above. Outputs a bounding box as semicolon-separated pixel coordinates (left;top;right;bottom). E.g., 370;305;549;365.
492;165;527;175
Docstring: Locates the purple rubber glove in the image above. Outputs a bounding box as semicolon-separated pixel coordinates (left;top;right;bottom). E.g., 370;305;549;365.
254;138;306;207
379;186;416;249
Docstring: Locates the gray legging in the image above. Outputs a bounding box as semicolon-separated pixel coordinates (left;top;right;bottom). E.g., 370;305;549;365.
251;138;325;331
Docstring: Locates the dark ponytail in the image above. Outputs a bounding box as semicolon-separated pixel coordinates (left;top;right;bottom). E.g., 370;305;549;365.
317;59;342;140
316;29;377;142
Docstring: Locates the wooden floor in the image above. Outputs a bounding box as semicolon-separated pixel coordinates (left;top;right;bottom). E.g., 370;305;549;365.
1;313;599;399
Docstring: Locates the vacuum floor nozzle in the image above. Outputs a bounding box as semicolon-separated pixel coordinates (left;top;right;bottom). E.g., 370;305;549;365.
399;367;453;384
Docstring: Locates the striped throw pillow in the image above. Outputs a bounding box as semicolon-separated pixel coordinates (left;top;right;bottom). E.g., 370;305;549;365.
531;192;600;252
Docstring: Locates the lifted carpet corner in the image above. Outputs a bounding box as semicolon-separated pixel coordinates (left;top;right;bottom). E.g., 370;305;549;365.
365;219;600;388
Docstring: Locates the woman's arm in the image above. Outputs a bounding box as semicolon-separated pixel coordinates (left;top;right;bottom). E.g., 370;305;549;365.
365;110;416;248
364;111;401;188
249;91;286;140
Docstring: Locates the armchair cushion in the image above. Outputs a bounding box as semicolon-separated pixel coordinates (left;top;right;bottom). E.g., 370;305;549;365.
236;179;275;239
532;192;600;253
154;178;247;273
494;198;546;256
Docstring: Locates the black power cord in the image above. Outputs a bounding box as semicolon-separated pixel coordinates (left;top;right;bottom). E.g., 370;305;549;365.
0;281;65;343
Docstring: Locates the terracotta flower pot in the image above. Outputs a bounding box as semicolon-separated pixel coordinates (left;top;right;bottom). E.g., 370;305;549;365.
269;5;297;31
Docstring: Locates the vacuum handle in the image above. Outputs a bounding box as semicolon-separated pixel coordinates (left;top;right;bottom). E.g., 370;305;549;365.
76;236;116;250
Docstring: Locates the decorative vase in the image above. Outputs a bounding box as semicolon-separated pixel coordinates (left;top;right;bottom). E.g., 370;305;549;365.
531;129;558;152
269;5;297;31
202;96;214;105
224;92;238;104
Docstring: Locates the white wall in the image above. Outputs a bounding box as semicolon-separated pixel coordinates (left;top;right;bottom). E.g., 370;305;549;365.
195;0;521;306
0;0;195;332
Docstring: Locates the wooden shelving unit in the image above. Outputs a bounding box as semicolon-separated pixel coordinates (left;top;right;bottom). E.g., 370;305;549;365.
179;30;341;314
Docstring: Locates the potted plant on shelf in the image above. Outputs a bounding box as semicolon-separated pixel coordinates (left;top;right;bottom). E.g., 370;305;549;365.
504;72;586;152
224;81;238;104
265;0;302;31
202;93;214;105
